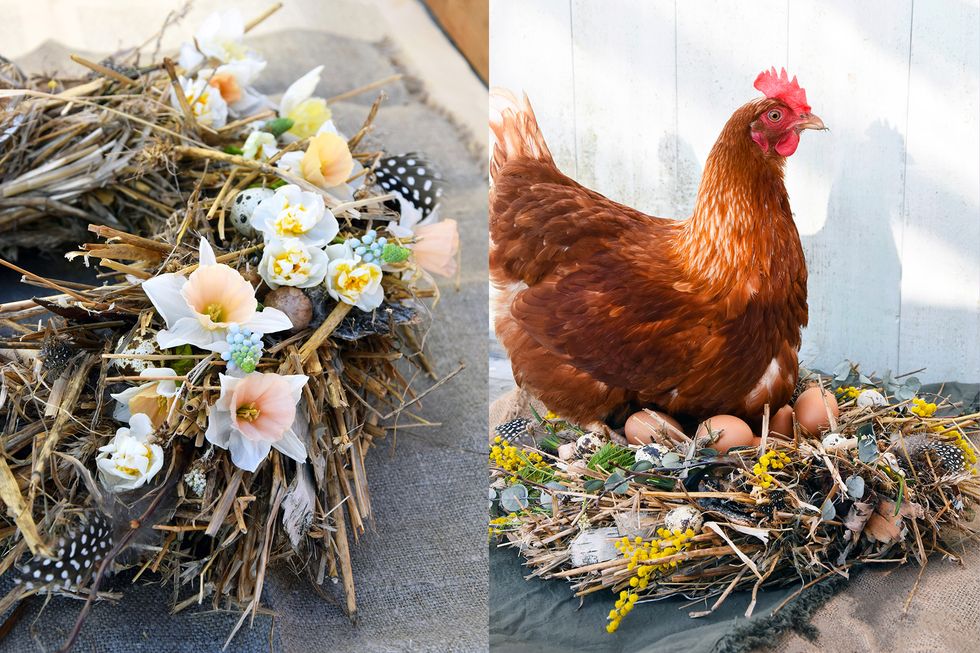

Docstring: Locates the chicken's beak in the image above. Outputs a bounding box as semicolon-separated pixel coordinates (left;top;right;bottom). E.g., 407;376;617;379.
798;113;827;132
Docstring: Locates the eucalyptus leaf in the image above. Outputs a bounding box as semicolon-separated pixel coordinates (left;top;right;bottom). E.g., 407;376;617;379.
500;484;529;513
845;475;866;499
604;471;626;490
698;448;719;458
539;481;565;510
631;460;654;472
583;479;604;493
661;452;682;469
833;360;852;381
820;497;837;522
858;434;879;463
612;481;630;495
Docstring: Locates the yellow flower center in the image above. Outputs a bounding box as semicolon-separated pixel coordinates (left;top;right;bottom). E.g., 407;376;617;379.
205;302;225;323
236;403;261;422
273;203;311;237
332;262;379;299
271;245;313;282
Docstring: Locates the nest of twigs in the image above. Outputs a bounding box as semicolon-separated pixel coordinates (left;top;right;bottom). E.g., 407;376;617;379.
489;374;980;634
0;4;458;649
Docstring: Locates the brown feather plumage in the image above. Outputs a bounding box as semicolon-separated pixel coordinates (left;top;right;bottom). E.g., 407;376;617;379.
489;89;809;425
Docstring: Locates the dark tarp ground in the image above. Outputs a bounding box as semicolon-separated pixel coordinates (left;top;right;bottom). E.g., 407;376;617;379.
489;382;980;653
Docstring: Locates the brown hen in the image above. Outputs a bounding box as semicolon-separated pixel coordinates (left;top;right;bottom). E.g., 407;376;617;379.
489;69;825;426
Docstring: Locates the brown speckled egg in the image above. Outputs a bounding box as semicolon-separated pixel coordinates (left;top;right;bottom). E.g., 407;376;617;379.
263;287;313;332
624;410;684;445
769;405;794;437
794;387;839;435
695;415;755;452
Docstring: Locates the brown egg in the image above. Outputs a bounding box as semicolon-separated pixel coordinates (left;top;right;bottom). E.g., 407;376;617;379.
794;387;840;435
768;404;794;437
695;415;755;452
624;410;684;445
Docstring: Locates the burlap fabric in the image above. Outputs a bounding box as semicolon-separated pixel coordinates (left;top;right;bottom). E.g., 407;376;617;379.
0;28;488;653
489;385;980;652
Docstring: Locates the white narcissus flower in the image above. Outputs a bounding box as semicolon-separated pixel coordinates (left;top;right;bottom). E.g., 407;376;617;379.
258;238;329;289
242;131;278;161
250;184;338;246
279;66;333;139
178;9;262;70
324;243;385;311
171;77;228;129
141;239;293;351
96;413;165;491
110;367;179;428
206;372;309;472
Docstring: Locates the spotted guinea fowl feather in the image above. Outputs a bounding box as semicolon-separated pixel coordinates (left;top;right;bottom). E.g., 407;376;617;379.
15;512;114;591
374;153;444;217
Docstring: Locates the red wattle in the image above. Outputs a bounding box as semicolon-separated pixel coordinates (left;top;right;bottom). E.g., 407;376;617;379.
775;131;800;156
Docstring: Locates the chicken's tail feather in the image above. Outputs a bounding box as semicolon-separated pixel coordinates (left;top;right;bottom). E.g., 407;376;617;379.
490;88;554;179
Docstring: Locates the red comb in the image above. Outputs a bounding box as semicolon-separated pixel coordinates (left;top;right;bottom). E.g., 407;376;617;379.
754;67;811;114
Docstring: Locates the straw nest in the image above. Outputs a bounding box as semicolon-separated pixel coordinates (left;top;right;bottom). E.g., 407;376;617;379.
0;4;458;649
489;371;980;634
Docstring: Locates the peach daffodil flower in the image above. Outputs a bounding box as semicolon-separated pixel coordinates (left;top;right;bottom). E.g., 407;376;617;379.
206;372;309;472
96;413;165;492
411;219;459;278
142;239;293;351
323;243;385;311
110;367;179;428
250;184;338;246
301;132;354;190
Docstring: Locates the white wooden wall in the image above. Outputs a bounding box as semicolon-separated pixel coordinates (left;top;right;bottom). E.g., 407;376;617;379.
490;0;980;384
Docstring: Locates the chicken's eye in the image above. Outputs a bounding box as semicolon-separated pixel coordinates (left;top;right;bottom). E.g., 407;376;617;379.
767;110;783;122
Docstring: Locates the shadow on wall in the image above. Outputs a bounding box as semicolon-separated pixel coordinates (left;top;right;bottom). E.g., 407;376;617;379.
799;120;905;373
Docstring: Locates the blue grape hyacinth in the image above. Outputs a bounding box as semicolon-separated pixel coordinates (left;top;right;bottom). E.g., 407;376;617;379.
345;229;387;264
221;325;263;373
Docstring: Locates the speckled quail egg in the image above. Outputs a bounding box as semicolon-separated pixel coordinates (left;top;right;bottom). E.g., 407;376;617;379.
229;187;274;236
111;330;158;376
664;506;704;534
575;432;603;458
856;389;887;408
635;443;670;465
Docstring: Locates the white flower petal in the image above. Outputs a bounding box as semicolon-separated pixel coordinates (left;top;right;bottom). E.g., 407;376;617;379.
141;274;191;328
279;65;323;116
128;413;155;441
178;43;204;70
146;444;165;480
282;374;310;403
244;307;294;334
315;119;340;136
199;238;217;266
215;373;239;411
228;434;273;472
272;428;307;463
206;408;233;448
355;284;385;312
157;316;217;350
112;400;132;423
324;243;354;261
